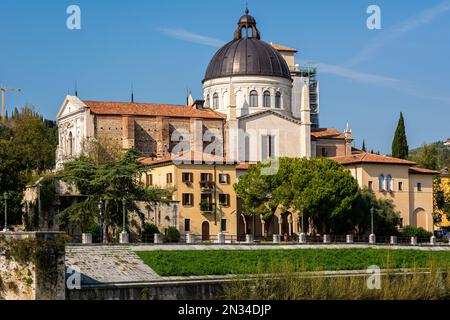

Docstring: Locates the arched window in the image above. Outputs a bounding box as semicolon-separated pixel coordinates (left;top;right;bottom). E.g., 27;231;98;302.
68;132;73;156
275;92;281;109
386;175;393;191
378;175;385;191
263;91;271;108
241;27;246;39
206;94;210;108
249;90;258;108
213;93;219;109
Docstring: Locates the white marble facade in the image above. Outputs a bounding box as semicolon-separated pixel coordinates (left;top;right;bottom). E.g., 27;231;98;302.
55;96;93;170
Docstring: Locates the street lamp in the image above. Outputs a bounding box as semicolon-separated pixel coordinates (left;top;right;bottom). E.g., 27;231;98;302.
122;199;127;232
299;205;307;244
369;207;376;245
301;205;305;233
120;199;129;244
98;200;103;243
370;207;375;235
3;192;10;232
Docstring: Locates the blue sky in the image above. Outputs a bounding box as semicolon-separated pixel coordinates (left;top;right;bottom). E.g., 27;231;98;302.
1;0;449;153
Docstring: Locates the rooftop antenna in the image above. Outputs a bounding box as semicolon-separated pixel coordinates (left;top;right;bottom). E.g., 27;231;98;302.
131;82;134;103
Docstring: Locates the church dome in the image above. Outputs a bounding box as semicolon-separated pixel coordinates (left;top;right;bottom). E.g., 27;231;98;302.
203;10;292;83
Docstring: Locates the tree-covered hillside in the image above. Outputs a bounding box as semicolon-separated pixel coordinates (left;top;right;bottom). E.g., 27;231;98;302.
409;140;450;170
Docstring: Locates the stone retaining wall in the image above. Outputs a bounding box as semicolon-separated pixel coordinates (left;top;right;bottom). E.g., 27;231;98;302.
0;232;66;300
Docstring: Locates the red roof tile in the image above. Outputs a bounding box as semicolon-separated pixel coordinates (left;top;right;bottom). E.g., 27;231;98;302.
83;100;226;120
271;44;298;52
409;167;440;175
236;162;252;170
311;128;346;140
332;153;416;166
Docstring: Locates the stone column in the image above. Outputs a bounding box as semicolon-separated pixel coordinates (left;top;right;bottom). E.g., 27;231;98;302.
154;233;164;244
217;233;225;244
430;236;437;246
186;233;196;244
369;234;376;245
261;220;266;239
288;215;293;236
346;235;354;244
323;234;331;244
299;233;307;244
119;232;129;244
246;234;254;244
390;236;398;245
411;236;418;246
273;234;281;243
82;233;92;244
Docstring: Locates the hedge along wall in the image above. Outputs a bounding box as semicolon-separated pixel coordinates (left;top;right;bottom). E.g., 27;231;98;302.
0;232;66;300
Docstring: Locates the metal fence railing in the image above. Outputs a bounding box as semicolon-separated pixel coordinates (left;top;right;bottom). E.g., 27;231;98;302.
66;232;450;246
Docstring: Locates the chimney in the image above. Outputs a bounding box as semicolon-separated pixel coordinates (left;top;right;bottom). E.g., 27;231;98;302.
192;100;205;109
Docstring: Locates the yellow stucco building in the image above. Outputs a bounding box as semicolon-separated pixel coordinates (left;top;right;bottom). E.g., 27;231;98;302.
333;152;439;232
141;153;238;239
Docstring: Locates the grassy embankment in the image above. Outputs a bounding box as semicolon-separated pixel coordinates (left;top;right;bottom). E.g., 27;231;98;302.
137;249;450;300
136;248;450;277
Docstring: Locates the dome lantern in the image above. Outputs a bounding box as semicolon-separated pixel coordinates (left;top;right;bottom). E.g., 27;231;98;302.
233;8;261;40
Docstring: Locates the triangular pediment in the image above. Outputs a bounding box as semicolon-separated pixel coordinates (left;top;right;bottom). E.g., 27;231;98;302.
56;95;87;120
238;110;302;125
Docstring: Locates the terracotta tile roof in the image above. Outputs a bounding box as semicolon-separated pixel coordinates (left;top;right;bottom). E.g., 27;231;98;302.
140;151;236;166
311;128;346;140
271;43;298;53
236;162;252;170
332;153;416;166
83;100;226;120
409;167;440;175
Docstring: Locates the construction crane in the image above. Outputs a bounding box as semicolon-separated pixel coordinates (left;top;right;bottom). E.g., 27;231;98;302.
1;86;22;125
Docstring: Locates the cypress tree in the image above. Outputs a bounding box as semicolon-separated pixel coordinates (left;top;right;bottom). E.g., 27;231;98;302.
362;140;367;152
392;112;409;159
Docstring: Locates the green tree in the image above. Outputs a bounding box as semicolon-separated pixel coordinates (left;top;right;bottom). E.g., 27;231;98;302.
362;140;367;152
59;148;171;241
9;107;57;173
0;140;27;227
392;112;409;159
351;189;401;236
0;107;58;230
235;158;361;235
411;144;438;170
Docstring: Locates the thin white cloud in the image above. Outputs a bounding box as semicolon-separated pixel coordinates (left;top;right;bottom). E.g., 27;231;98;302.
313;62;401;85
159;27;225;48
305;61;450;104
348;0;450;66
